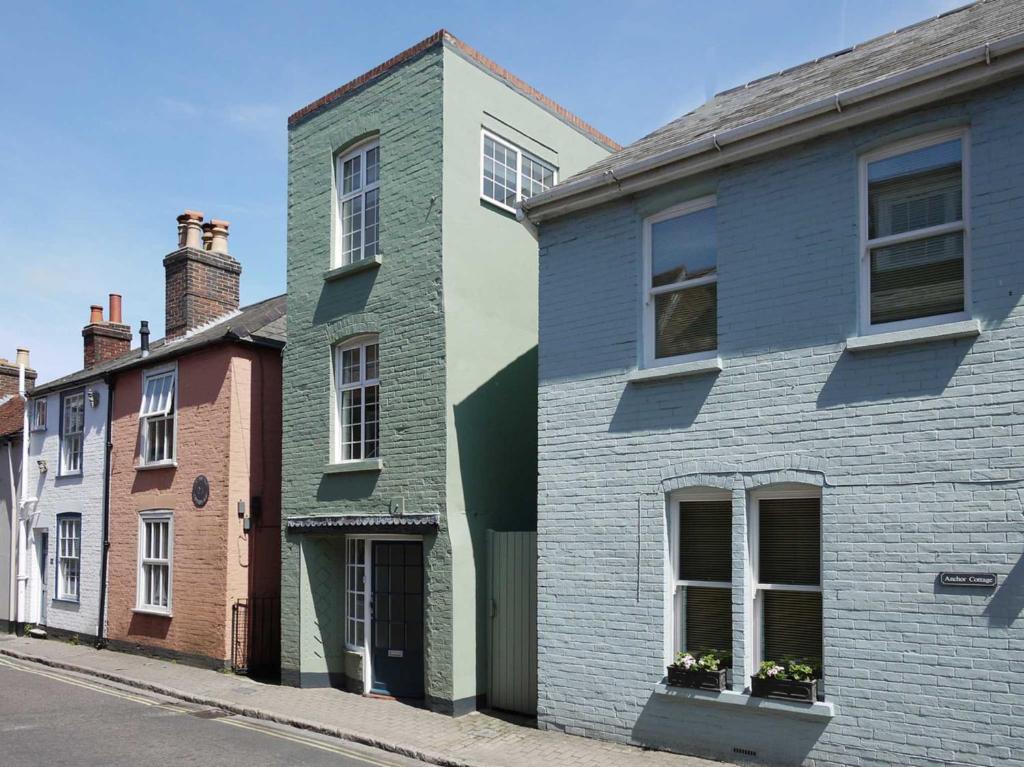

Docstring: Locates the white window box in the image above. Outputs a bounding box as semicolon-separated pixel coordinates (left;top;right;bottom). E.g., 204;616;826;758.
654;683;835;721
629;356;723;383
325;458;384;474
324;254;382;282
845;319;980;352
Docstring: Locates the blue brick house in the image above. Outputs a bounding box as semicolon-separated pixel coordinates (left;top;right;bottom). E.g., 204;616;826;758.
522;2;1024;765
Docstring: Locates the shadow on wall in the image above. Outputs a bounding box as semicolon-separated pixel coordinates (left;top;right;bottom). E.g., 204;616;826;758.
314;268;378;325
609;372;717;433
632;691;829;765
317;471;380;502
817;338;974;409
127;612;171;640
983;554;1024;628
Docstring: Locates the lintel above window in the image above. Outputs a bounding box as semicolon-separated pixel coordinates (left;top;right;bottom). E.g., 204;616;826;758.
480;129;557;212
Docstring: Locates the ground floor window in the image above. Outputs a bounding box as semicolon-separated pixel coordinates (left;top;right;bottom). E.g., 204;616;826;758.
56;514;81;601
671;495;733;659
345;538;368;649
138;511;172;614
751;491;823;679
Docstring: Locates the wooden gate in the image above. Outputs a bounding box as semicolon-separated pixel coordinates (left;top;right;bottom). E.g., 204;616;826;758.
488;531;537;715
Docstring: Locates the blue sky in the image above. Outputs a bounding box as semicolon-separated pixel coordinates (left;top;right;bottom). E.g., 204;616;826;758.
1;0;962;380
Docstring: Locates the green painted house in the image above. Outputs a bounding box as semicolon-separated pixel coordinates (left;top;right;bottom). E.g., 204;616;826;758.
281;30;615;714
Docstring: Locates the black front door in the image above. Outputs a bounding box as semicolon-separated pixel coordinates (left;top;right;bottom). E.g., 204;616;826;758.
371;541;424;698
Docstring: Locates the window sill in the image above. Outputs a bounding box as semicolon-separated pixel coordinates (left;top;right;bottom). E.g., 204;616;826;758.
325;458;384;474
845;319;980;352
654;683;835;721
56;471;82;480
628;356;723;383
324;255;382;282
52;597;80;605
136;460;177;471
132;607;172;618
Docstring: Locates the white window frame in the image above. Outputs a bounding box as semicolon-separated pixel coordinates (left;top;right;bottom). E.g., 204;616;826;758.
746;485;822;677
332;335;380;463
55;513;81;602
479;128;557;213
858;127;971;335
666;488;732;663
136;510;173;615
335;139;381;267
139;366;177;468
642;195;718;368
30;397;47;432
345;537;369;651
59;390;85;476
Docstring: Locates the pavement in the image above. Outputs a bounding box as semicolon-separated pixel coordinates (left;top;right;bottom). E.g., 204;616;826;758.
0;634;728;767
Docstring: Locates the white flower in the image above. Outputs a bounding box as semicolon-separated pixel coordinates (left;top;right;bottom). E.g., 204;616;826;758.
681;654;696;670
766;664;784;677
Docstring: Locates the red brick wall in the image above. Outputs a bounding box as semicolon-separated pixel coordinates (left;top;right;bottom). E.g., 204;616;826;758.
83;323;131;368
105;343;281;664
163;249;241;339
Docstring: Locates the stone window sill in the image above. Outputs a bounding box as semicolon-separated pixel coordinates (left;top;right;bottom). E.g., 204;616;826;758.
653;683;835;721
132;607;172;618
324;255;382;282
137;460;177;471
325;458;384;474
845;319;980;352
628;356;723;383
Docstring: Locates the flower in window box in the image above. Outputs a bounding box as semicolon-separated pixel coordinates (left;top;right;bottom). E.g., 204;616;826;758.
667;649;729;691
751;658;821;703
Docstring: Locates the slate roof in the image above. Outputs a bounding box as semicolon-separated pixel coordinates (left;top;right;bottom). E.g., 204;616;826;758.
536;0;1023;196
33;294;286;396
0;396;23;439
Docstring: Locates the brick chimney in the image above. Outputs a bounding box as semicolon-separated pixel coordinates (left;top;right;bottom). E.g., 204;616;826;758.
0;348;36;398
83;294;132;368
164;210;241;339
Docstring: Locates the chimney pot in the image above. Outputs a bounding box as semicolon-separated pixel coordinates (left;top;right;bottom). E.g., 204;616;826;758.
90;305;104;324
210;219;230;254
177;210;205;249
15;348;29;369
109;293;123;325
140;320;151;355
201;221;215;251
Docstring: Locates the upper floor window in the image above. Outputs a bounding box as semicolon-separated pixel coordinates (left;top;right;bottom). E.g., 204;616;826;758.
337;141;380;267
140;369;176;466
861;130;968;332
643;197;717;366
56;513;81;601
60;391;85;475
31;397;47;431
333;336;380;462
481;130;556;212
670;494;732;662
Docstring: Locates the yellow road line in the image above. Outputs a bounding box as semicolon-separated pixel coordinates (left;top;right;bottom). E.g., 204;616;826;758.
219;718;399;767
0;658;156;705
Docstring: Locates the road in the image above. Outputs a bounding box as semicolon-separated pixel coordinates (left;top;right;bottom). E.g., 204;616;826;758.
0;657;425;767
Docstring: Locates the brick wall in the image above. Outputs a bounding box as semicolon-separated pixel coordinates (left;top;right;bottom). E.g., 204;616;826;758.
0;360;36;398
83;323;131;368
163;248;241;339
536;80;1024;767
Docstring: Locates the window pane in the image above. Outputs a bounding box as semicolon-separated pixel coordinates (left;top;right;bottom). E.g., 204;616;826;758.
364;384;379;459
483;136;517;206
679;501;731;582
651;206;716;288
364;188;379;258
364;343;379;381
868;139;962;239
758;497;820;586
684;586;732;656
343;155;361;194
521;155;555;199
365;146;379;185
762;590;822;669
341;389;362;460
341;347;361;384
870;232;964;325
654;282;717;359
342;197;363;263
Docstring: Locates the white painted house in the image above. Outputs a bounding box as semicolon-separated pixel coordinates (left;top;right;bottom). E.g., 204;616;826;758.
19;296;132;638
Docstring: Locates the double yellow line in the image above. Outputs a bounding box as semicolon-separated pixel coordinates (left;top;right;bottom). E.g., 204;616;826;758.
0;657;399;767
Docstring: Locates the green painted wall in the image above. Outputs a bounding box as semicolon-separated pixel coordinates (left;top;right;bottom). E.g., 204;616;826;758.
281;47;452;699
281;37;612;711
440;47;613;703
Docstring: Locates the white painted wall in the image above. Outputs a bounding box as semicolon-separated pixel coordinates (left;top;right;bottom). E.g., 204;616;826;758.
25;379;108;636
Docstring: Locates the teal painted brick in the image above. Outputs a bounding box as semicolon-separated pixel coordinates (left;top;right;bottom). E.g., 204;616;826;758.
537;80;1024;766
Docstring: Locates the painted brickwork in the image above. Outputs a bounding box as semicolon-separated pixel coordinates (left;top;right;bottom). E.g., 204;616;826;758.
26;380;108;637
281;44;451;696
536;81;1024;766
105;344;280;666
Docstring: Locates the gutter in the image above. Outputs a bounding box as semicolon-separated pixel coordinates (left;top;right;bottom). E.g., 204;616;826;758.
95;374;114;646
522;31;1024;223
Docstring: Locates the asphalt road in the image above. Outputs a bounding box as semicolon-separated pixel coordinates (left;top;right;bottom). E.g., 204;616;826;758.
0;657;424;767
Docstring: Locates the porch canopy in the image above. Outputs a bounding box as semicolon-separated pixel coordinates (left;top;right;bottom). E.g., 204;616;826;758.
286;513;439;535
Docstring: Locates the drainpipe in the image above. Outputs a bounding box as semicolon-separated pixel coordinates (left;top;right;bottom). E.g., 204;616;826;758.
5;439;16;630
15;350;29;626
95;374;115;647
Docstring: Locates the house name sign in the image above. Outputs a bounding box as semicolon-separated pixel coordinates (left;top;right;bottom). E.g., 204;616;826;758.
938;572;996;587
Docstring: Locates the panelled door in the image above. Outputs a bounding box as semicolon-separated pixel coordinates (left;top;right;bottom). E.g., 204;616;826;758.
371;541;424;698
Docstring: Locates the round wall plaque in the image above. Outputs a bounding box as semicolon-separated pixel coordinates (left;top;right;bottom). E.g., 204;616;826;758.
192;475;210;508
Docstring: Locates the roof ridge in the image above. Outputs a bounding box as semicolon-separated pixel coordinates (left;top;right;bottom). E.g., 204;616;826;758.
714;0;982;98
287;29;620;150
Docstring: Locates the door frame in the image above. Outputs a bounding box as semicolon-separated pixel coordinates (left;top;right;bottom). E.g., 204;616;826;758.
344;534;424;695
34;529;49;626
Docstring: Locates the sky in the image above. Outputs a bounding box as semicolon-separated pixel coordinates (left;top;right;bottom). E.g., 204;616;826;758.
0;0;964;381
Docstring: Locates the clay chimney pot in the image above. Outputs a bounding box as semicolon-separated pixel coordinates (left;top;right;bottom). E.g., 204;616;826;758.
210;219;230;254
178;210;205;249
109;293;123;325
15;348;29;368
90;305;104;324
